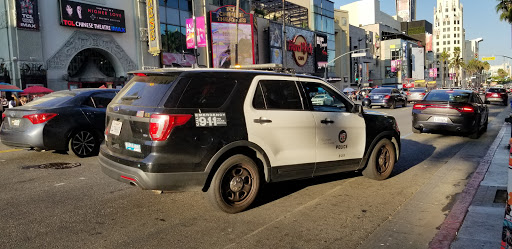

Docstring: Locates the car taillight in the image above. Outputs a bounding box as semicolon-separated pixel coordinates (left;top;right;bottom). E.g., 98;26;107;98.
1;113;5;121
413;104;427;110
149;114;192;141
384;95;391;99
420;93;426;96
457;106;474;113
22;113;58;124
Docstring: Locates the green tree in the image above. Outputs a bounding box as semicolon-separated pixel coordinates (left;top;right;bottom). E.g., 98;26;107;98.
448;47;464;87
498;68;509;79
496;0;512;23
439;51;450;88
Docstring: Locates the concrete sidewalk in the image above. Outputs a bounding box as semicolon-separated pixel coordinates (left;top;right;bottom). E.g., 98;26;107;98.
449;124;509;248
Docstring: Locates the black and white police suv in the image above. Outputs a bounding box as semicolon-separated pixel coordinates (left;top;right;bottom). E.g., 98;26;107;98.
99;67;401;213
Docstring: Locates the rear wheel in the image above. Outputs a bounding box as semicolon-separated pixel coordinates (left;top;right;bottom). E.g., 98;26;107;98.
391;101;396;109
468;120;481;139
68;130;99;158
207;155;261;213
363;138;396;180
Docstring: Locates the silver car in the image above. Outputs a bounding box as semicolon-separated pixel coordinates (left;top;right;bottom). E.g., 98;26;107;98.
407;88;428;102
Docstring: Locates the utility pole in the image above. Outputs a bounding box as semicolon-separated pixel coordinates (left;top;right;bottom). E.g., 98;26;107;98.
324;48;370;80
235;0;240;65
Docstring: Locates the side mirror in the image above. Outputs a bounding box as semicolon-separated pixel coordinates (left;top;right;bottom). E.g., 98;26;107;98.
352;104;363;114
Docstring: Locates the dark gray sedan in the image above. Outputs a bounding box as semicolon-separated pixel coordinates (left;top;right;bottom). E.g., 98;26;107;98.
0;88;118;157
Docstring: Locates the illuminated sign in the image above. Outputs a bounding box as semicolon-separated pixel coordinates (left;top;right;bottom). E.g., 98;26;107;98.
16;0;40;30
287;35;313;67
59;0;126;33
146;0;161;56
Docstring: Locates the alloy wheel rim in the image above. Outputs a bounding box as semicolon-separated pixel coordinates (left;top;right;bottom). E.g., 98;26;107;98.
72;131;95;156
221;164;253;205
377;146;391;174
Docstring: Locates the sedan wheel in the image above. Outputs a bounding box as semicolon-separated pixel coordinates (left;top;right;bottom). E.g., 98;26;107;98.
69;130;99;157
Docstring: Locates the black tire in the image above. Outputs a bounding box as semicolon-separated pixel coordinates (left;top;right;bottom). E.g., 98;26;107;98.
403;101;407;107
68;130;100;158
207;155;261;213
468;121;480;139
482;119;488;133
391;101;396;109
412;126;421;134
362;138;396;180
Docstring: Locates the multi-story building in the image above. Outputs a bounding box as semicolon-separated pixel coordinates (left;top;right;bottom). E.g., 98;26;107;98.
464;38;483;62
433;0;465;86
396;0;416;22
333;9;350;90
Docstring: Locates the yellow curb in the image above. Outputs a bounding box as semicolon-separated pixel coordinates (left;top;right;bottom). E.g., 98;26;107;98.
0;149;23;153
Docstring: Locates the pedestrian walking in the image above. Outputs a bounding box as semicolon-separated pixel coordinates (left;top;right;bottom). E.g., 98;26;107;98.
20;96;28;106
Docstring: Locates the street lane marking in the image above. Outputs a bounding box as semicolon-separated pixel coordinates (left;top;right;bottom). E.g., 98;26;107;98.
0;149;23;153
54;183;65;186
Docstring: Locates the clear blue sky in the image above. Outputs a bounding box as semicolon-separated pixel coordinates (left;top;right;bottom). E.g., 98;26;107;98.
333;0;511;66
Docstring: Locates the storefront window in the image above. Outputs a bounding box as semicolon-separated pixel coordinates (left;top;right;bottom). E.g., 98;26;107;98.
159;0;192;54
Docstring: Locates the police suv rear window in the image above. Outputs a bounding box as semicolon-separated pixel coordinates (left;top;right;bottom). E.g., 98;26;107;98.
174;77;236;108
114;74;180;107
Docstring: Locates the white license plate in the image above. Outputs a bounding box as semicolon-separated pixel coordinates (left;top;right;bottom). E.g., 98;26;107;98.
125;142;141;153
433;116;448;123
110;120;122;136
11;119;20;127
372;96;379;100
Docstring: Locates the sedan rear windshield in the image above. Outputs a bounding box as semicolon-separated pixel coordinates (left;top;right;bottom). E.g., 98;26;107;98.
410;89;427;92
23;91;76;107
370;88;392;94
424;91;470;103
488;88;506;93
113;74;180;107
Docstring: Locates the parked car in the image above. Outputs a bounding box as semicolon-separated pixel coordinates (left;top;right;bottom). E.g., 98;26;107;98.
311;93;334;105
407;88;428;102
412;89;488;139
0;88;119;157
99;68;401;213
365;87;407;109
484;88;508;105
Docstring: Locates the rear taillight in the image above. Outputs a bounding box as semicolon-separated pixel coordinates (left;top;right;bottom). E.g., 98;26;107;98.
1;113;5;121
457;106;474;113
22;113;58;124
413;104;427;110
420;93;426;96
149;114;192;141
384;95;391;99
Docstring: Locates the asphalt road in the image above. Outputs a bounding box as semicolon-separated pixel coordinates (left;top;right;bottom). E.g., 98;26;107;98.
0;101;509;248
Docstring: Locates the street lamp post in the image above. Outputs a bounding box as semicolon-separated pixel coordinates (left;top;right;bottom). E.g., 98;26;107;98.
324;48;370;81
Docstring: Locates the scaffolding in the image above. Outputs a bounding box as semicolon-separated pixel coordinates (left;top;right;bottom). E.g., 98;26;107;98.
252;0;309;28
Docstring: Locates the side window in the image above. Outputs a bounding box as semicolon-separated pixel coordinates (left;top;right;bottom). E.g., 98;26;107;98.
256;80;303;110
90;92;117;108
392;89;399;94
475;94;483;104
177;77;236;108
301;82;348;112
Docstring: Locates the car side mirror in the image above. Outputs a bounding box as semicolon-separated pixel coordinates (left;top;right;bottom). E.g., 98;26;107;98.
352;104;363;114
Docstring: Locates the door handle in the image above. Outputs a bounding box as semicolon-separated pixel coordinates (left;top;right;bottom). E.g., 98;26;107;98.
321;119;334;124
254;117;272;124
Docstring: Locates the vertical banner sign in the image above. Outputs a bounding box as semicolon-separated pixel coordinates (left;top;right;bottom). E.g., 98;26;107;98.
186;18;195;49
411;47;424;80
315;34;328;73
196;16;207;48
391;60;397;72
146;0;161;56
15;0;40;30
426;33;433;52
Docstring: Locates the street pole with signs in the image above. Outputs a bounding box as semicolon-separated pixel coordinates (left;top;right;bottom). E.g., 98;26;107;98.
324;48;369;81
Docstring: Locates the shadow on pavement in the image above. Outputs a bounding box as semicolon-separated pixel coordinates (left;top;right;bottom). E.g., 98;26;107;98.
252;139;435;209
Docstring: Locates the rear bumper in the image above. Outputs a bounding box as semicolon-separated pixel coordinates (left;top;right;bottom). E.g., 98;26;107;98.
486;97;506;102
412;114;476;133
99;147;208;191
369;99;392;107
0;124;45;148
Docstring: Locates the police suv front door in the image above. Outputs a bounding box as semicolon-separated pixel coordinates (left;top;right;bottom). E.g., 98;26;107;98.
300;80;366;176
244;76;316;181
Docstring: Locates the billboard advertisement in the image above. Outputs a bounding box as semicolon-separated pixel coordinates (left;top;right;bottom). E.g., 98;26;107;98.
315;34;328;73
186;18;195;49
196;16;207;48
411;47;424;79
425;33;433;52
15;0;40;30
210;6;254;68
59;0;126;33
269;22;315;74
396;0;411;22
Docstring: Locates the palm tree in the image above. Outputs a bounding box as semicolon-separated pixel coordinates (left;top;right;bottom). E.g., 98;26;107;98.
449;47;464;87
496;0;512;23
439;51;450;88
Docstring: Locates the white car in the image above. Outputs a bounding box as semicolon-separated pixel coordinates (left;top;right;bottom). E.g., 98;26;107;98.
311;94;334;105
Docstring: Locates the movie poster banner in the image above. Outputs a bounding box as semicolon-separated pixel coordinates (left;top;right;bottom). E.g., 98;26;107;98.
59;0;126;33
186;18;195;49
210;6;254;68
315;34;328;73
196;16;207;48
15;0;40;30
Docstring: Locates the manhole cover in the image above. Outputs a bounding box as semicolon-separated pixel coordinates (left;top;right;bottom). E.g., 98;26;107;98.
22;162;81;170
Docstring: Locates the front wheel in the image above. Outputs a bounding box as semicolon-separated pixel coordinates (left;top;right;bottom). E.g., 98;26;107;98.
363;138;396;180
207;155;261;213
68;130;100;158
391;101;396;109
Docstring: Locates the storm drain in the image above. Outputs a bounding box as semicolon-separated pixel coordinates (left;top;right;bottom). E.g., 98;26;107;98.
22;162;81;170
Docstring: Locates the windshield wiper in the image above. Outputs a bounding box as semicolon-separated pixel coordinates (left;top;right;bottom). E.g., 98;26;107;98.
121;96;140;100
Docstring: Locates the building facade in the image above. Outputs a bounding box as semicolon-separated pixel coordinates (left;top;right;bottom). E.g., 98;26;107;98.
433;0;465;86
333;9;350;90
